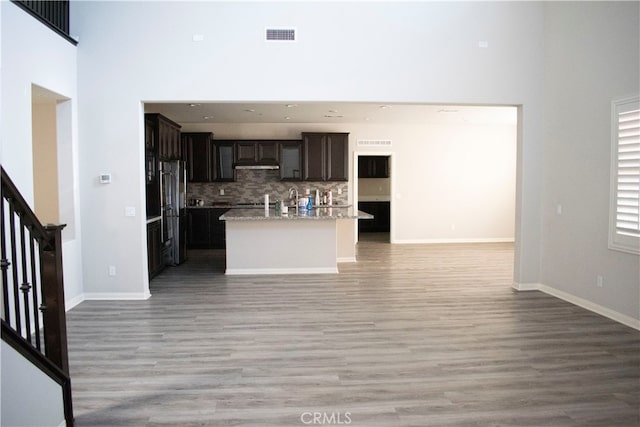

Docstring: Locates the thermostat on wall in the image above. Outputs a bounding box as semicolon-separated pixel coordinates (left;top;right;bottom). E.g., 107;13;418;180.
99;174;112;184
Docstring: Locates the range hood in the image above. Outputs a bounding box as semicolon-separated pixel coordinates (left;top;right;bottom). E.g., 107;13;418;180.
234;164;280;170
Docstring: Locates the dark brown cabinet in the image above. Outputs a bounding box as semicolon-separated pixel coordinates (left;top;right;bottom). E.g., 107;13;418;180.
280;141;303;180
145;118;160;217
302;133;349;181
182;132;215;182
235;142;256;164
234;141;280;165
257;142;279;164
215;142;235;181
187;208;228;249
147;219;164;279
187;209;212;247
145;113;181;216
210;208;227;249
303;133;326;181
358;156;389;178
358;201;390;233
146;113;182;161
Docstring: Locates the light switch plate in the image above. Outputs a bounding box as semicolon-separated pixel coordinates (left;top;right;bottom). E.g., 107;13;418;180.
125;207;136;217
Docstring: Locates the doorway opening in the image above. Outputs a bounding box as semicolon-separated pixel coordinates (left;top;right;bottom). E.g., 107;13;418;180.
355;153;393;244
31;84;75;239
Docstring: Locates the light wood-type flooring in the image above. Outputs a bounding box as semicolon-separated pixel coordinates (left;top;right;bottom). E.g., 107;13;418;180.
67;239;640;427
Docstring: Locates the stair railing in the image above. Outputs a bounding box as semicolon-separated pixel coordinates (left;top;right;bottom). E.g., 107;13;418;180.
0;166;73;425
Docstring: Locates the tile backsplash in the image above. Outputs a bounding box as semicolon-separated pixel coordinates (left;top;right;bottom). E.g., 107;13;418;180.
187;169;349;206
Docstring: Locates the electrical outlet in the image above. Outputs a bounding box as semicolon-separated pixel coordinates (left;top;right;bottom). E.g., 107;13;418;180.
596;275;604;288
337;188;342;195
108;265;116;276
219;188;225;196
125;207;136;217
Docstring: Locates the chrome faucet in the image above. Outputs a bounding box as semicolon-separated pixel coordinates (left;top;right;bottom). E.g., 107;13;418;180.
288;187;298;206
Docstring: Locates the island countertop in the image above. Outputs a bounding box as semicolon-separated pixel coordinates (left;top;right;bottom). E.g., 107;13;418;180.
220;206;373;221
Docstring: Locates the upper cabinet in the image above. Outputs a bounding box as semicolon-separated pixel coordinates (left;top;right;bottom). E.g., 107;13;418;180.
358;156;389;178
179;135;348;183
302;132;349;181
280;141;303;181
234;141;280;166
326;133;349;181
144;117;160;217
182;132;214;182
257;142;279;164
145;113;182;161
215;142;235;182
302;133;326;181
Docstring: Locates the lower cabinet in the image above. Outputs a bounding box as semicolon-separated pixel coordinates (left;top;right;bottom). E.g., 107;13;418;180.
187;208;228;249
147;219;164;280
358;202;390;233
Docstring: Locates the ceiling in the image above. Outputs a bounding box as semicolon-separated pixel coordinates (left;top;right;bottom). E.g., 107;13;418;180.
144;102;518;126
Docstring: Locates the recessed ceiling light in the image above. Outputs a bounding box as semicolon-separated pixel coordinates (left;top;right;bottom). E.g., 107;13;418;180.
285;104;297;108
328;109;338;113
189;103;201;107
202;116;213;120
284;116;291;120
243;109;255;113
379;105;391;109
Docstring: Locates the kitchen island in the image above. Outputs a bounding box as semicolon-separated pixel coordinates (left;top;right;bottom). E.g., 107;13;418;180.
220;207;373;275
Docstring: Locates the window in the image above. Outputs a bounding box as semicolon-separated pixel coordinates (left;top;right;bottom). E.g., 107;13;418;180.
609;95;640;254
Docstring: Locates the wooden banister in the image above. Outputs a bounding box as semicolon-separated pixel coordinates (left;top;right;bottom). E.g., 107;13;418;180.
1;168;53;248
1;166;73;426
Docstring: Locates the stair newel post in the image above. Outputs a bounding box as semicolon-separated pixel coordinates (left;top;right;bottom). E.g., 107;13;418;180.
41;224;69;375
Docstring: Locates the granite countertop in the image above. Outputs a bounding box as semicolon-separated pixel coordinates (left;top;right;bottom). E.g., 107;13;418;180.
220;207;373;221
188;204;352;209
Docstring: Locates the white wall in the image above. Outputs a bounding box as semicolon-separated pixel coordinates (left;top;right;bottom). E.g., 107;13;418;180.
183;121;517;242
1;2;84;307
72;1;544;298
1;342;65;427
3;0;635;328
541;2;639;323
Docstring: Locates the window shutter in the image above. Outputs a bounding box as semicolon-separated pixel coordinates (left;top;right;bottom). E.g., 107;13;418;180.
610;96;640;254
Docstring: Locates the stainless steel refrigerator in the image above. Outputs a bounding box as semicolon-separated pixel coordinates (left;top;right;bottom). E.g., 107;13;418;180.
160;160;187;265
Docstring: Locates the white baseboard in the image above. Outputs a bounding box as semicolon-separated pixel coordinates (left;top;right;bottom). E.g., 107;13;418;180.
512;282;543;291
394;238;515;244
66;291;152;310
65;294;85;311
226;267;339;275
337;257;357;263
82;292;152;301
513;282;640;331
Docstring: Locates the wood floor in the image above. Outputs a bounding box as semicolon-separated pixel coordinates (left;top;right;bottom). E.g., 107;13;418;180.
67;240;640;427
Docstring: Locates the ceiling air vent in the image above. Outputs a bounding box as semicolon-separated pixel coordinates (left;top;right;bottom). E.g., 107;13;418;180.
357;140;393;147
266;28;296;42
